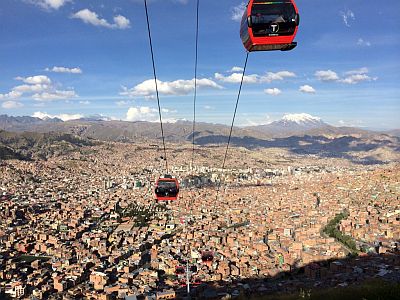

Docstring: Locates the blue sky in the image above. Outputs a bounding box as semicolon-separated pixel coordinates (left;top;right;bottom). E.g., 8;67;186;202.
0;0;399;129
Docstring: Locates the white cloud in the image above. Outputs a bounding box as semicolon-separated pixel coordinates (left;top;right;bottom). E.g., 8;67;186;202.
126;106;157;122
162;108;177;113
340;9;355;27
340;68;377;84
16;75;52;85
2;74;78;102
125;106;178;123
260;71;296;83
71;9;131;30
357;38;371;47
215;70;295;84
2;84;76;101
229;66;244;73
231;2;246;22
33;111;84;121
2;101;24;109
32;90;78;101
299;85;316;94
121;78;222;97
25;0;71;10
345;67;369;75
72;9;112;28
264;88;282;96
315;70;339;82
340;74;377;84
79;100;90;105
46;66;82;74
163;118;181;123
113;15;131;29
0;90;23;100
315;68;376;84
239;114;272;127
13;84;49;93
215;72;258;84
337;119;364;127
204;105;214;110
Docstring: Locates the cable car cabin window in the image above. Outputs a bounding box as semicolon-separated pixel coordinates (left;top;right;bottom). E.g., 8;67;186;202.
158;181;177;189
156;181;178;197
251;2;296;37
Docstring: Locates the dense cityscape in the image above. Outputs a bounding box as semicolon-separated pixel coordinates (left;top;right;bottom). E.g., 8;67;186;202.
1;0;399;299
1;142;399;299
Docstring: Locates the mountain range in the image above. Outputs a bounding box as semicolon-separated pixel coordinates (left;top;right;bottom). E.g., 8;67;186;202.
0;113;399;165
0;113;390;140
246;113;372;138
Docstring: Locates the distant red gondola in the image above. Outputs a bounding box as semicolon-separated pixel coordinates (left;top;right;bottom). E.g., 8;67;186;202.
192;277;202;285
155;175;180;201
201;250;214;263
240;0;300;52
175;266;185;275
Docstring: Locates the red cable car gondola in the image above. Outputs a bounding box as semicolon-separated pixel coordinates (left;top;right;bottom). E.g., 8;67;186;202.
240;0;300;52
175;266;185;275
201;250;214;264
155;175;180;201
192;277;202;286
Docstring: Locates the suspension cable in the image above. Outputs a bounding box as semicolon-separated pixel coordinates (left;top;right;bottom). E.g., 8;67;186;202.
191;0;200;172
187;0;200;219
144;0;168;174
185;1;200;294
214;51;249;211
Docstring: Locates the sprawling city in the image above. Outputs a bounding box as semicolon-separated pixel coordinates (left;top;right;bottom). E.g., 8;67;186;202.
1;141;399;299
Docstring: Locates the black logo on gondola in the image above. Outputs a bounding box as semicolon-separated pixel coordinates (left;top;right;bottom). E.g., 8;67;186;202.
270;23;279;33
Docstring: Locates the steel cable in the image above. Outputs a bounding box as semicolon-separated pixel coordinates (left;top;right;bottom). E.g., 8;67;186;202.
144;0;169;174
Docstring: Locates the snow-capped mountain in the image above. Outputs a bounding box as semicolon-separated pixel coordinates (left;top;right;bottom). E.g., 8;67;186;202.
281;113;323;125
247;113;331;137
273;113;326;129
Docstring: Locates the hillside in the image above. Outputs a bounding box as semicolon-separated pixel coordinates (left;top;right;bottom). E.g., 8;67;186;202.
0;114;399;164
0;130;95;160
0;114;395;142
